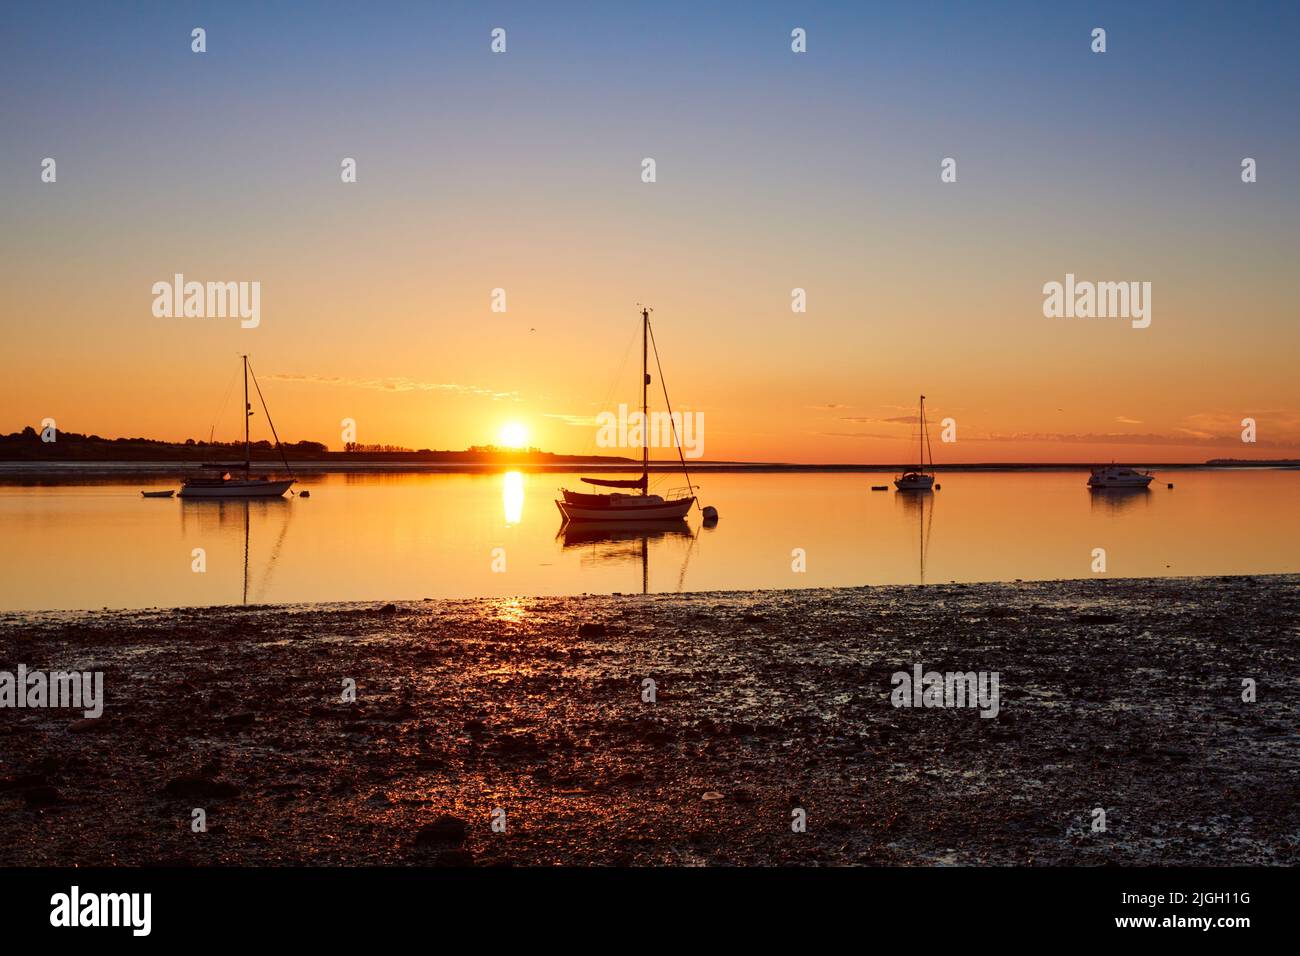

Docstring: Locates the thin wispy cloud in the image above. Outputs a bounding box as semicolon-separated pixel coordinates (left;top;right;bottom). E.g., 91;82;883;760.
963;430;1290;448
543;412;600;427
827;410;1300;448
265;373;517;401
819;431;907;441
840;415;932;425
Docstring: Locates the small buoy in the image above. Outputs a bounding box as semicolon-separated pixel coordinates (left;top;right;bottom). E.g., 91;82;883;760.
871;485;888;491
934;483;941;491
701;505;718;524
299;490;311;498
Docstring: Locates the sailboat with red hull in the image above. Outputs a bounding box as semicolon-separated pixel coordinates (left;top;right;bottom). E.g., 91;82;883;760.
556;308;697;522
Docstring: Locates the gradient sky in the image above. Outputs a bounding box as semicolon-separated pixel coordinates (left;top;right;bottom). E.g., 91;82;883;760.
3;1;1298;463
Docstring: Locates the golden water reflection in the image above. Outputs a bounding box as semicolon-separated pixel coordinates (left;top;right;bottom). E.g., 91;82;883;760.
503;471;525;526
1;469;1297;610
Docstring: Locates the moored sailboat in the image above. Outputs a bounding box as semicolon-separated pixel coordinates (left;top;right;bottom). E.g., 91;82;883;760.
894;394;936;492
556;307;698;522
179;356;296;499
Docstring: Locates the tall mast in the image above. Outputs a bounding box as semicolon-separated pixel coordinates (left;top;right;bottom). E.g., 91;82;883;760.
921;394;934;474
641;307;649;496
918;394;924;469
243;354;251;475
645;309;702;513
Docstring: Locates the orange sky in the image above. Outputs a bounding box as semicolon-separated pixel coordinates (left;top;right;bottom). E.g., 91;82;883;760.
4;268;1297;463
3;4;1298;464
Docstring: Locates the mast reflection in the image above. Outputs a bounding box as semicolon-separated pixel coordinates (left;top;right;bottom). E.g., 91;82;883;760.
557;519;695;594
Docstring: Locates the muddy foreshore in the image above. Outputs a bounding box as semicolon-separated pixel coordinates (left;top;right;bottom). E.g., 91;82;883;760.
1;576;1296;866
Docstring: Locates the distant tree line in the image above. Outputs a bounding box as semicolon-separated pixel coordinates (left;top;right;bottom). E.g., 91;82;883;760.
0;426;633;464
0;426;327;460
343;442;414;453
468;444;542;454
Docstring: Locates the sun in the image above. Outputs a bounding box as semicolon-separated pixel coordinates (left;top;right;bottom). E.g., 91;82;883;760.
497;422;528;449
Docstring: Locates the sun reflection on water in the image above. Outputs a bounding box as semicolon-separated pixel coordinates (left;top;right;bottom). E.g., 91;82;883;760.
502;470;525;525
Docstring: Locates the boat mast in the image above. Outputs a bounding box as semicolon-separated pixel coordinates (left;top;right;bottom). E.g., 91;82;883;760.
247;359;296;481
645;310;702;512
921;394;933;474
243;354;251;476
641;307;649;496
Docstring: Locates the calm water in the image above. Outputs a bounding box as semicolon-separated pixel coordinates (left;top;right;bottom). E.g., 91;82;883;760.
0;470;1296;611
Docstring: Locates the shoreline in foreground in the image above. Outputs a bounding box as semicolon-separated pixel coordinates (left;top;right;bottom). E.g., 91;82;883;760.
1;574;1296;866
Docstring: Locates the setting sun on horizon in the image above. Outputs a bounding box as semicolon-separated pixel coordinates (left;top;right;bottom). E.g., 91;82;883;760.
497;422;529;449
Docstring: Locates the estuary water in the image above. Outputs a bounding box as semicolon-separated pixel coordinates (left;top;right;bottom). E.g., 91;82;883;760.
0;469;1296;611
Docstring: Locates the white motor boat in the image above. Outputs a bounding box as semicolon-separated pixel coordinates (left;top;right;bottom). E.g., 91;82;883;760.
894;471;935;492
1087;465;1154;488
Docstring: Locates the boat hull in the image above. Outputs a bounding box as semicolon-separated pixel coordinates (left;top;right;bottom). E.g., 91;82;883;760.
1087;467;1154;488
894;476;935;491
1088;476;1153;488
555;496;694;521
179;479;294;499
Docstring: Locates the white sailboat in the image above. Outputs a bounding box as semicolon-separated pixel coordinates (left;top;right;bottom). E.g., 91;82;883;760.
556;307;698;522
894;394;936;492
179;356;296;499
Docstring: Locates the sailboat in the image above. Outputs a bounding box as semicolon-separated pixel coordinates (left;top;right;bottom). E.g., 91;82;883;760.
179;356;296;499
555;307;698;522
894;394;936;492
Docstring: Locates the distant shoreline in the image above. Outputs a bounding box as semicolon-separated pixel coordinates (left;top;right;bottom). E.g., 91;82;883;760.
1;458;1297;480
2;460;1300;481
4;428;1295;478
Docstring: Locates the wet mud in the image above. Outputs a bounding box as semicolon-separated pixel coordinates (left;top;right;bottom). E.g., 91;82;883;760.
1;575;1296;866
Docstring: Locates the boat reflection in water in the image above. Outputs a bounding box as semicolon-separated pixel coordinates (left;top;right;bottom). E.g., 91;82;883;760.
1088;485;1153;515
180;497;292;604
895;486;936;584
557;519;697;594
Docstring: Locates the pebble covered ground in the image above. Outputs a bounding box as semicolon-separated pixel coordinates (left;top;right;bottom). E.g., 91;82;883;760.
1;575;1296;866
